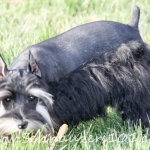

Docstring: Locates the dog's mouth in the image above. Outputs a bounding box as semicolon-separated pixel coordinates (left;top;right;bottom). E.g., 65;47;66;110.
0;117;51;136
0;103;54;136
0;96;55;136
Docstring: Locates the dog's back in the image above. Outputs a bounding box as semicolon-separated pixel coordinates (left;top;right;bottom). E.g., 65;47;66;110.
9;7;142;83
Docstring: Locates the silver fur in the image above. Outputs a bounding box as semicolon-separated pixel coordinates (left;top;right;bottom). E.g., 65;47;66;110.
0;88;55;136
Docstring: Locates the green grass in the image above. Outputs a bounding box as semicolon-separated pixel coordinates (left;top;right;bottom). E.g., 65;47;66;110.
0;0;150;149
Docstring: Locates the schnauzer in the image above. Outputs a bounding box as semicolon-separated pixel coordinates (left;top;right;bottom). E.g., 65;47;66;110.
0;7;148;136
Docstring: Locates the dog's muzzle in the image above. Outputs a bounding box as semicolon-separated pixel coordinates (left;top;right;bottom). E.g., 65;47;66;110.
0;103;54;136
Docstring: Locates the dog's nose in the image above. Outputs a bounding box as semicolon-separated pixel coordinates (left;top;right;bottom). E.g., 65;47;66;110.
18;121;28;129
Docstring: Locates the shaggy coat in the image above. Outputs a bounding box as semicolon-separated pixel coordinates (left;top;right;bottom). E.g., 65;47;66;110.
49;41;150;131
0;41;150;135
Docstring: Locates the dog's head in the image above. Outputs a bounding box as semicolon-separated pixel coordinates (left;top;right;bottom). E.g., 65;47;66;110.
0;53;54;136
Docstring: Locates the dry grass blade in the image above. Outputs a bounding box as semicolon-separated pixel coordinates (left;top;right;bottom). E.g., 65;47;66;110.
50;124;68;150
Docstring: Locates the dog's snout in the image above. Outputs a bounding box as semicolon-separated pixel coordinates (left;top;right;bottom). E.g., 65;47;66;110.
18;121;28;129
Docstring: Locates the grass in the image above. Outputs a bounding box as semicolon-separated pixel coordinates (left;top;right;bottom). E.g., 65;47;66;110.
0;0;150;149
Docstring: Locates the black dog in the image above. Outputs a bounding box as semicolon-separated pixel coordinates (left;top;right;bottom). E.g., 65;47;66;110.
0;7;148;136
1;40;150;135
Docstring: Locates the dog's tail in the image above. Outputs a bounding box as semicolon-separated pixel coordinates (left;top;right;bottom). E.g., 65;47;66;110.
128;6;140;29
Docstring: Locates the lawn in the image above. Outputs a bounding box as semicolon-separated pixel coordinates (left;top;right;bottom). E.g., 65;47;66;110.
0;0;150;149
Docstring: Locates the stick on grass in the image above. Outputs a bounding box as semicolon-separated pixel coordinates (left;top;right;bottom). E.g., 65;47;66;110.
50;124;68;150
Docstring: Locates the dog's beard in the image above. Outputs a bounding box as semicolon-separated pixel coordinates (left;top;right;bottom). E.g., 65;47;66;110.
0;88;55;136
0;117;50;136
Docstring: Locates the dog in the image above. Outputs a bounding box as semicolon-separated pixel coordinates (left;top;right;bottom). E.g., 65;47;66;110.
1;40;150;136
0;7;148;136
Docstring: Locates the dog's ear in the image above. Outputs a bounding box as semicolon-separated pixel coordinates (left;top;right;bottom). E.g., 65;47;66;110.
27;51;42;78
0;55;7;78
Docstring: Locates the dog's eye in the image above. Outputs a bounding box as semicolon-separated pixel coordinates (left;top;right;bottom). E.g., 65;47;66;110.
3;97;12;103
134;47;144;58
29;96;37;102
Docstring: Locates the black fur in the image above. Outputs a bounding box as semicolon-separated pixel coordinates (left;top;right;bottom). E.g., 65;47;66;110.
1;40;150;135
49;41;150;131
